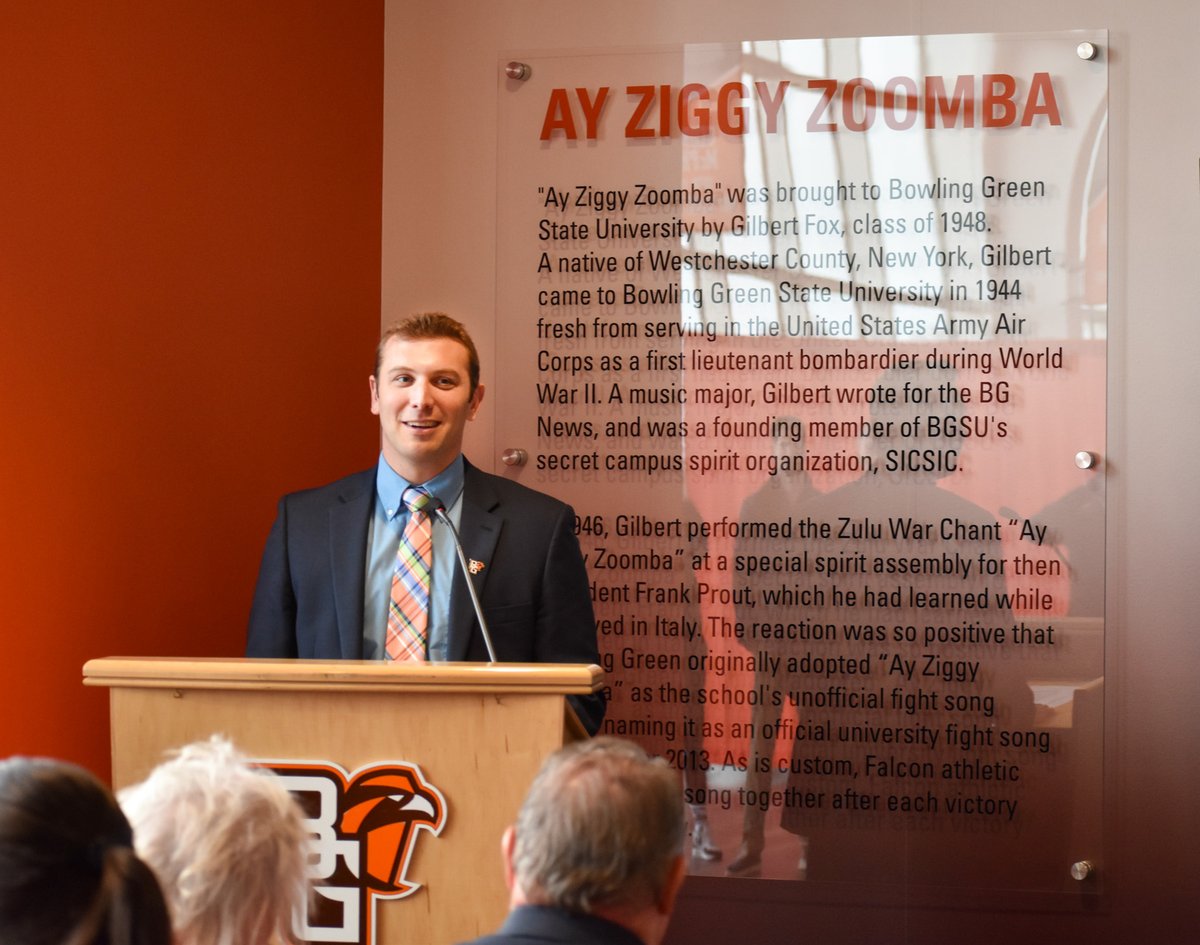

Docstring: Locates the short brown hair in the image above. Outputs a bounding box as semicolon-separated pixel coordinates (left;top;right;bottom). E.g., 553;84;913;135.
375;312;481;394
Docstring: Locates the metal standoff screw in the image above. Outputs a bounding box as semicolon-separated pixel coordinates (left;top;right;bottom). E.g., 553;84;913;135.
505;61;531;81
1074;450;1097;470
501;448;528;467
1070;860;1094;881
1076;42;1098;61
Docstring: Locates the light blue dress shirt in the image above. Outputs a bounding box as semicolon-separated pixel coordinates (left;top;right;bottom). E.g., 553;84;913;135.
363;455;466;661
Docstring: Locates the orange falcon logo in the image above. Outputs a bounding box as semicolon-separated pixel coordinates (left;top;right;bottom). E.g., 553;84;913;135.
260;758;447;945
339;766;444;895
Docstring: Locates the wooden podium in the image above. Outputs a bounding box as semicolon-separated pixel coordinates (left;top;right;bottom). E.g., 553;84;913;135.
83;657;603;945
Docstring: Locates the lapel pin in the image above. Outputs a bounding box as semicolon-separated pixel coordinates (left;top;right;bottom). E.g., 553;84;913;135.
468;559;486;575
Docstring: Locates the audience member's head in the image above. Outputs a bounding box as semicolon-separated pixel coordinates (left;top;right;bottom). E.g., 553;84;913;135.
504;737;686;945
119;736;310;945
0;756;172;945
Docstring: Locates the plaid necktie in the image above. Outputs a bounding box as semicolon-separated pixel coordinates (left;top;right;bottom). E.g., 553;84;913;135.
386;487;433;662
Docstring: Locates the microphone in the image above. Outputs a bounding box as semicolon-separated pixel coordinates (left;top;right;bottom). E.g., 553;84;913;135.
427;496;499;663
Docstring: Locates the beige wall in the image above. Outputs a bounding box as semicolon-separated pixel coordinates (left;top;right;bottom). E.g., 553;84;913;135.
383;1;1199;940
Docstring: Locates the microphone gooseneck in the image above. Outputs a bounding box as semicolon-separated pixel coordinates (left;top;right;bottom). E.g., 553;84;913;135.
428;496;499;663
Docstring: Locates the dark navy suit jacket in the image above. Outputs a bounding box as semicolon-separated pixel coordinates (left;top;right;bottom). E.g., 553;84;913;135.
456;905;646;945
246;459;604;732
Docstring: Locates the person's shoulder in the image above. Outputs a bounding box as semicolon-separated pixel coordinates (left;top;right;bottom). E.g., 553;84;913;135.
739;479;781;518
451;929;530;945
280;468;375;508
739;476;818;520
464;462;574;515
452;937;516;945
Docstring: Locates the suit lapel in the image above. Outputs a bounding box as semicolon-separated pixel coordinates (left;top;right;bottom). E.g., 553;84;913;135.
329;470;374;659
447;463;503;660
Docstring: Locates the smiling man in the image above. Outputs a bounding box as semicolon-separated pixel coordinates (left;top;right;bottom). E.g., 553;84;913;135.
246;313;604;733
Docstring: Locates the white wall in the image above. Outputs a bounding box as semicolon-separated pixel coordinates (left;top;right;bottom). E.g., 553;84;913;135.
383;1;1200;939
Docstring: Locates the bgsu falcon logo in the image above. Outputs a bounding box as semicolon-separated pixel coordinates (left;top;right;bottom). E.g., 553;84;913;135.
261;759;447;945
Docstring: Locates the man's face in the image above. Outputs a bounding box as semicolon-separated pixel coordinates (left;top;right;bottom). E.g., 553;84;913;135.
369;335;485;482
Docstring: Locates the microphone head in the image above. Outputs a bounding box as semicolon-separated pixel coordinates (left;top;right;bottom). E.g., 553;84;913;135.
426;495;449;516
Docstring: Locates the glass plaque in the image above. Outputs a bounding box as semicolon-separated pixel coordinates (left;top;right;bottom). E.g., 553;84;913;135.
496;30;1106;899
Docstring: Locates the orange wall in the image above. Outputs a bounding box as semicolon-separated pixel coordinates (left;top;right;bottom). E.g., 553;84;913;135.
0;2;384;778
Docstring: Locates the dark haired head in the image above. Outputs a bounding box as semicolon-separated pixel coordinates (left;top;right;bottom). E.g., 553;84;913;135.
0;757;171;945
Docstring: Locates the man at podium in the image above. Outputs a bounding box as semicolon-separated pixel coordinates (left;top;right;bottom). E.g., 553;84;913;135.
246;312;604;732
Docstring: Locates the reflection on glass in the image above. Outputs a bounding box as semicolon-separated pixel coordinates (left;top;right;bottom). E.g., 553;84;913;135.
496;29;1106;900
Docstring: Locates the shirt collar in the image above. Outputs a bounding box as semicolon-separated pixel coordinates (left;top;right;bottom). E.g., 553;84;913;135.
376;454;466;520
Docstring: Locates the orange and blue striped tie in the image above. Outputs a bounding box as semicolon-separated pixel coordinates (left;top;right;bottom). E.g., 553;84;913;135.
386;487;433;662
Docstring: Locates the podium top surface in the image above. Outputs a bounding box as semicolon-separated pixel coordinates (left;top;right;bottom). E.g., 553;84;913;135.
83;657;604;695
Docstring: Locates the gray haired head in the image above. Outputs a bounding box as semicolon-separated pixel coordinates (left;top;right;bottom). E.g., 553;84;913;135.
511;736;684;913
